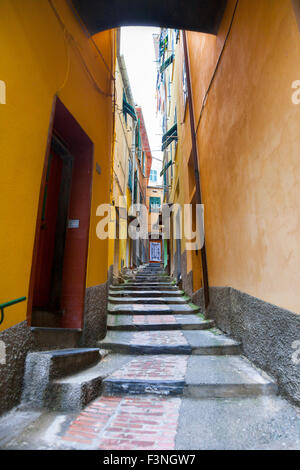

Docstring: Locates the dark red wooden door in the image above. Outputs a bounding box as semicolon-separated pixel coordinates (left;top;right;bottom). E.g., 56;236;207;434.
33;152;62;307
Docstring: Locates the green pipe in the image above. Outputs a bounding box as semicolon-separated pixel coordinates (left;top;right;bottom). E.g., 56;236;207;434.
0;297;26;325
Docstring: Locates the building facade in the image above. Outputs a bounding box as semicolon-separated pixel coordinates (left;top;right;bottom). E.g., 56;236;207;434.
0;0;116;414
109;47;136;280
156;0;300;404
109;47;153;278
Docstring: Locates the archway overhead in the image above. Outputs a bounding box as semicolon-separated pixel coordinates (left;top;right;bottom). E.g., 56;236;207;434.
71;0;228;35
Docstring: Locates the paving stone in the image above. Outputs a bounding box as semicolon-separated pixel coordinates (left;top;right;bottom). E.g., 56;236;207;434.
109;290;185;297
108;303;201;315
107;313;214;331
131;330;188;346
61;395;181;450
101;354;276;399
98;330;241;355
1;265;295;451
108;356;187;381
108;296;187;304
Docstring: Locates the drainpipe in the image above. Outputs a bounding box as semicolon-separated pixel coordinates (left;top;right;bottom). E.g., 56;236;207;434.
182;30;210;310
132;120;138;267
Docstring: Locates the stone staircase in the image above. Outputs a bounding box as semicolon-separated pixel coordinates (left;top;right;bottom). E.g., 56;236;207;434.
99;264;277;399
20;264;277;412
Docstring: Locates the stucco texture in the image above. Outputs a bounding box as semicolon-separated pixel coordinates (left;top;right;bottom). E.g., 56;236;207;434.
188;0;300;314
0;0;115;331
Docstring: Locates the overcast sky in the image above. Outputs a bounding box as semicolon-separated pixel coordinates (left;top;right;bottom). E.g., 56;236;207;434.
120;27;163;184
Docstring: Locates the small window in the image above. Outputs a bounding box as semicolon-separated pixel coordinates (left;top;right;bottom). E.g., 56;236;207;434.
149;196;161;213
150;170;158;183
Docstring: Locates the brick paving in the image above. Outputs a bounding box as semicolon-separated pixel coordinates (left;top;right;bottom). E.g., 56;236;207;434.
61;271;197;450
133;315;177;324
62;395;181;450
109;355;188;381
131;330;188;346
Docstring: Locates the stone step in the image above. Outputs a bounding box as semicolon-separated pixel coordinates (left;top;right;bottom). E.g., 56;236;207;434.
21;348;101;409
102;355;277;399
108;303;201;315
137;270;163;275
98;330;241;355
108;289;185;298
134;276;172;280
110;285;179;291
126;280;174;284
108;296;189;305
132;276;174;284
42;354;137;411
107;314;215;331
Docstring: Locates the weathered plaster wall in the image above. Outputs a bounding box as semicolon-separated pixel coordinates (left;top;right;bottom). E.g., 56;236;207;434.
192;286;300;406
0;279;108;415
0;0;114;332
188;0;300;314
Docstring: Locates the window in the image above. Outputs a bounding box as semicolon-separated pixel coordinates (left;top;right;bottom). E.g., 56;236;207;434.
149;196;161;213
135;119;142;163
128;158;133;192
134;170;138;204
149;170;158;183
123;91;137;124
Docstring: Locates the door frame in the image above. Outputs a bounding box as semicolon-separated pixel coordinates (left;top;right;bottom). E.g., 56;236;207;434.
27;96;94;329
149;239;162;264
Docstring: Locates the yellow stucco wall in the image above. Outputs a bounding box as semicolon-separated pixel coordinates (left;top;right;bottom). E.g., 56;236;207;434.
186;0;300;313
109;55;135;271
0;0;115;331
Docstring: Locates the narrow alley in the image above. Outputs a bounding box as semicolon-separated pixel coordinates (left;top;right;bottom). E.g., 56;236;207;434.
1;0;300;453
1;264;300;450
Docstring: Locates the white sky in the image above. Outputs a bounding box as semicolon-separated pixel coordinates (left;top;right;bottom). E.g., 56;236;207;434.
120;27;163;184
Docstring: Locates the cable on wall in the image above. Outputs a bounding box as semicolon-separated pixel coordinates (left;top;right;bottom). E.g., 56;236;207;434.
195;0;240;134
48;0;112;97
67;0;115;81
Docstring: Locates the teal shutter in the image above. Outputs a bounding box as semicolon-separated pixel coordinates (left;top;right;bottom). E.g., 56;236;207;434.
149;197;161;213
160;159;173;177
123;92;137;121
134;171;138;204
160;54;174;73
162;124;177;151
128;158;132;192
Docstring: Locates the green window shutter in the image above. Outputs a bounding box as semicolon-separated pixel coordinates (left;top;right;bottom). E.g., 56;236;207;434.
149;197;161;213
128;158;133;192
135;119;140;147
136;119;142;163
123;92;137;121
161;124;178;151
160;53;174;73
160;159;173;177
133;171;137;204
159;33;168;56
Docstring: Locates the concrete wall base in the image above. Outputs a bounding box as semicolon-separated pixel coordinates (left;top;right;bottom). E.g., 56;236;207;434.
79;282;108;347
181;251;193;297
0;279;108;415
192;286;300;406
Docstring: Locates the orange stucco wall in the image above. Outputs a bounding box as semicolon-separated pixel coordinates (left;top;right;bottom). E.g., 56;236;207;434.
187;0;300;313
0;0;115;330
